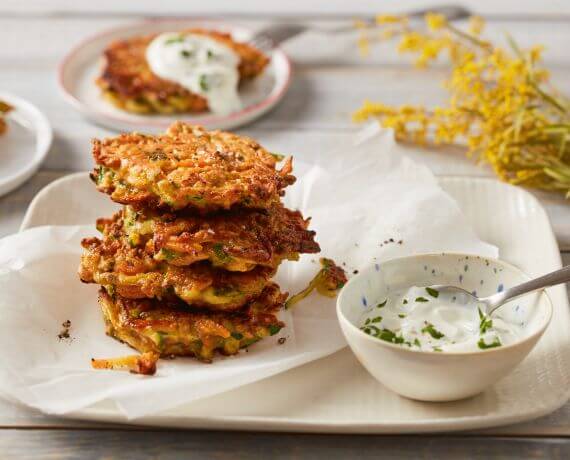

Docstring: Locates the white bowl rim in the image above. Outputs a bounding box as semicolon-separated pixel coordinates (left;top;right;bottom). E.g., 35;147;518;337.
337;252;554;357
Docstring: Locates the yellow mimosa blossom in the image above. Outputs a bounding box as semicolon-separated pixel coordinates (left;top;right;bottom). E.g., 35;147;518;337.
426;13;447;30
376;14;406;24
353;13;570;197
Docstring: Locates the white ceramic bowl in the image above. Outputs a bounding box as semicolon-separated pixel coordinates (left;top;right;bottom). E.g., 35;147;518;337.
337;253;553;402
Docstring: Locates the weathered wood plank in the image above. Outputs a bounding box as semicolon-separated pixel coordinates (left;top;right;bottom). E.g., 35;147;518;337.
0;430;569;460
2;0;570;18
1;16;570;67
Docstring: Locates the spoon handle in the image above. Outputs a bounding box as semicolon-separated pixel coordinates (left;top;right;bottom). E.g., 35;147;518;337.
485;265;570;314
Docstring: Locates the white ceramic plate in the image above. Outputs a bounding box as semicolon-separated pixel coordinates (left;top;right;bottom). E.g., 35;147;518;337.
20;173;570;433
0;92;52;197
58;20;292;132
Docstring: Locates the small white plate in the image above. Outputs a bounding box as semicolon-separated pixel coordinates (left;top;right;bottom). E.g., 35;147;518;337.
0;92;52;197
20;174;570;433
58;19;292;132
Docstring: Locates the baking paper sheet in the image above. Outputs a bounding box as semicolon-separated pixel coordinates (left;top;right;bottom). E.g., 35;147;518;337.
0;125;497;418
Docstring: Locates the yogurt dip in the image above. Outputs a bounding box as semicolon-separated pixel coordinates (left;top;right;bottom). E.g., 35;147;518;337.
359;285;523;352
146;32;242;115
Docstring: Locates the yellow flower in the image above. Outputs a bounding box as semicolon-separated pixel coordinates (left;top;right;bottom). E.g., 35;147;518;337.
353;11;570;196
468;16;485;35
376;14;405;24
425;13;447;31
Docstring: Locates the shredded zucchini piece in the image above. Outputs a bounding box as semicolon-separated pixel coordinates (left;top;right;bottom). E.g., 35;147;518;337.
285;258;347;309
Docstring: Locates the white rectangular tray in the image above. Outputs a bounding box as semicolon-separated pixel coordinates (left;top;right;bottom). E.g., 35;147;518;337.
20;173;570;433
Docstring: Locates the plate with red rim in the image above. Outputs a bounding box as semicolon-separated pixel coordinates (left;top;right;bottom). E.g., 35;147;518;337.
58;19;292;132
18;173;570;433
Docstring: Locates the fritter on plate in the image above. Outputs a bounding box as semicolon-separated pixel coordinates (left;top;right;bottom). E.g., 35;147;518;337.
91;122;295;212
97;28;269;114
96;204;320;272
79;234;274;311
99;284;285;362
0;101;12;136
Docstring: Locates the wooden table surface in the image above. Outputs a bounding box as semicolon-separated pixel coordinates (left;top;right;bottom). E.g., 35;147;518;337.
2;1;570;458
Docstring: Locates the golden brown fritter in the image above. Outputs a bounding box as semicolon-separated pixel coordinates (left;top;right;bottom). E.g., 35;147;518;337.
96;204;320;272
97;28;269;114
91;122;295;212
99;285;285;362
0;101;12;136
79;233;275;311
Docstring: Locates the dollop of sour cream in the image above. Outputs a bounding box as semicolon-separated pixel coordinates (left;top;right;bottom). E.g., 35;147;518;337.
146;32;242;115
360;286;523;352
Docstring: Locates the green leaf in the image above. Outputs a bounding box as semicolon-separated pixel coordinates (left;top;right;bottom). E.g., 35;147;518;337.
199;75;209;91
421;322;445;339
477;337;502;349
478;308;493;334
165;35;184;45
213;243;232;263
415;296;429;303
161;248;177;261
425;287;439;298
268;325;282;336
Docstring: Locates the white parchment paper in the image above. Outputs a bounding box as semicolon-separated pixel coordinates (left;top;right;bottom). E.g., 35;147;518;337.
0;125;497;418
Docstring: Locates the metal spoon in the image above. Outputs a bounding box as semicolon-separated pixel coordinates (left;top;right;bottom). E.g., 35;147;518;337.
248;4;472;51
429;265;570;316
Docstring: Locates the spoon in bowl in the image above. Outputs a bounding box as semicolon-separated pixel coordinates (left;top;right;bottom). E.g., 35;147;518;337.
429;264;570;317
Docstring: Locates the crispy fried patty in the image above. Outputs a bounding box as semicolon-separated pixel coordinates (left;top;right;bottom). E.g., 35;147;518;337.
97;28;269;114
0;100;12;136
91;122;295;212
79;233;275;311
96;204;320;272
99;284;285;362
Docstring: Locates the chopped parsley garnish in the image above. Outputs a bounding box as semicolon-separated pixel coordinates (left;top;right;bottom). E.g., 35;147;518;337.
421;322;445;339
180;49;193;58
161;248;177;261
165;36;185;45
364;318;371;325
403;299;408;305
153;331;168;349
432;346;443;352
415;296;429;303
425;287;439;298
207;49;215;59
268;325;282;336
478;308;493;334
212;243;231;263
199;75;209;91
370;316;382;323
377;328;405;344
398;314;406;318
376;300;387;308
413;338;421;347
361;325;416;347
477;337;502;349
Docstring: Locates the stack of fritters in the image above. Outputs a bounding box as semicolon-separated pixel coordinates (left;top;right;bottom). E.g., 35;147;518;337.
80;122;320;363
